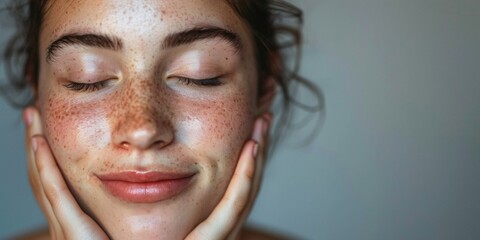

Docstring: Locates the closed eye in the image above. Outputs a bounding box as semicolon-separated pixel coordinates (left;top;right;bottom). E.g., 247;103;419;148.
177;77;223;87
63;80;109;92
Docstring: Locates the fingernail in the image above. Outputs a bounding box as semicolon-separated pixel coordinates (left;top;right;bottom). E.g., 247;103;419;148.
32;137;38;153
252;142;259;158
23;109;33;126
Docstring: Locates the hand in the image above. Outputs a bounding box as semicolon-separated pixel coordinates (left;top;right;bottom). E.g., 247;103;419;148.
185;112;272;240
24;107;109;240
24;106;272;240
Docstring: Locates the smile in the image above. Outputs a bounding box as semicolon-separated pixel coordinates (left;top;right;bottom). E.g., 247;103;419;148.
97;171;196;203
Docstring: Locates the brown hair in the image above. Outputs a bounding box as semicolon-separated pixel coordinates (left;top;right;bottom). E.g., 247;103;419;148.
1;0;323;145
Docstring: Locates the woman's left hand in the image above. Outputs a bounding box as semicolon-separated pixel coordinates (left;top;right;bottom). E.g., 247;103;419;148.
185;113;272;240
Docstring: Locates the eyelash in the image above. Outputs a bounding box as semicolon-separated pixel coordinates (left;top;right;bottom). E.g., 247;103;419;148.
63;77;222;92
64;81;107;92
177;77;223;87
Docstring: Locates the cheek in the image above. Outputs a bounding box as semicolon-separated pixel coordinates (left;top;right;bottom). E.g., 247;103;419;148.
183;92;255;191
42;95;79;158
40;94;110;177
214;96;252;154
182;93;253;156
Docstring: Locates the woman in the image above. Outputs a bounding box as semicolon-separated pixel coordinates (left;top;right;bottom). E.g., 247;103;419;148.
2;0;319;239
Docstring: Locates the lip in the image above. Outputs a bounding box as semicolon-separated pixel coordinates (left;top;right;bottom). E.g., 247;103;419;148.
97;171;196;203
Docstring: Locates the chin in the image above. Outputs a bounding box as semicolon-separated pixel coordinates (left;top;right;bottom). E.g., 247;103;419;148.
66;170;226;240
106;215;190;240
85;197;202;240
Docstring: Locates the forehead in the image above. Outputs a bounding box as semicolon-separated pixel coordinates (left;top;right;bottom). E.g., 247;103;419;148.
40;0;252;52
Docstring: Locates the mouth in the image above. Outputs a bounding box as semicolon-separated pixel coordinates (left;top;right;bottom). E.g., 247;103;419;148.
96;171;196;203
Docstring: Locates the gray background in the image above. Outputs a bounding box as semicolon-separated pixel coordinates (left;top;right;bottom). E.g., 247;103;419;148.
1;0;479;239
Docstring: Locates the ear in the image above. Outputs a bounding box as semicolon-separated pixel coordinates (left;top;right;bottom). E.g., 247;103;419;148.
256;76;276;115
256;51;281;115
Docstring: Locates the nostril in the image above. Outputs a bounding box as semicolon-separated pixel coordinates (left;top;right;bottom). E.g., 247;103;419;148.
119;142;130;150
152;140;166;149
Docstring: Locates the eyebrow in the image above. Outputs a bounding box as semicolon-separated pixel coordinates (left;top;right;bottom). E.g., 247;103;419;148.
162;27;242;51
46;33;123;62
46;26;242;63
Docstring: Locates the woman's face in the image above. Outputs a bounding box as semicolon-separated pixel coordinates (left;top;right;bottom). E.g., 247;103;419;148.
37;0;260;239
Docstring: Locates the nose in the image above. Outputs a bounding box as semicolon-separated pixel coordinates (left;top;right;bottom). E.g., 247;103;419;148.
115;119;173;151
111;88;174;151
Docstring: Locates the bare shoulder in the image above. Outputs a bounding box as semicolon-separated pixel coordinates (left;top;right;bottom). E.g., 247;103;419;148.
241;226;300;240
11;228;50;240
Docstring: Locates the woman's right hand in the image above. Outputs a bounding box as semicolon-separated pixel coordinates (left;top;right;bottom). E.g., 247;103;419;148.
24;107;109;240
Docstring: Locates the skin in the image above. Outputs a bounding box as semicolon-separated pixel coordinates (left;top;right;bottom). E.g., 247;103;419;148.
25;111;271;239
23;0;276;239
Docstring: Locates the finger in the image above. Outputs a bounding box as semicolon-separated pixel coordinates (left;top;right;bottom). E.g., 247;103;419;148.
24;107;44;195
33;135;108;240
186;139;258;240
190;113;272;239
24;108;43;202
250;112;272;199
23;107;63;237
229;113;272;238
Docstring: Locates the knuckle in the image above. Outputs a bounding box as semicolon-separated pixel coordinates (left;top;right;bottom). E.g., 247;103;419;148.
45;182;68;205
244;165;255;180
232;199;246;215
28;173;40;191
